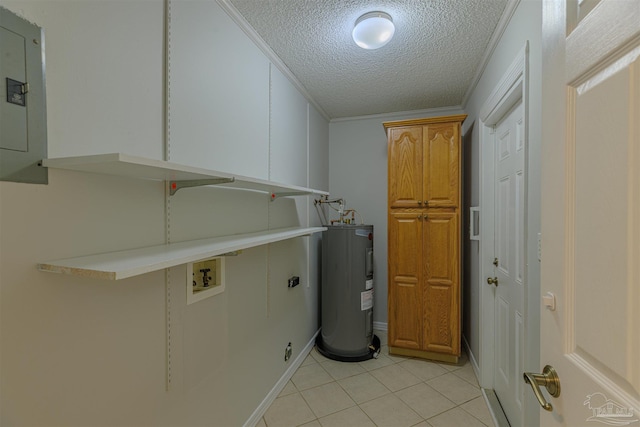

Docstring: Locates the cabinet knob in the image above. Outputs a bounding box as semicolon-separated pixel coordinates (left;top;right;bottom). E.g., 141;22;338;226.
418;200;422;205
417;214;422;219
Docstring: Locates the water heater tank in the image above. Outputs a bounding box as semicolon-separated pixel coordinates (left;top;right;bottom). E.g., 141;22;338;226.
316;224;378;361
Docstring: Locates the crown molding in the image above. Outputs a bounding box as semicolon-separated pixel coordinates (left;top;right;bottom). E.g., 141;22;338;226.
330;105;465;124
461;0;522;109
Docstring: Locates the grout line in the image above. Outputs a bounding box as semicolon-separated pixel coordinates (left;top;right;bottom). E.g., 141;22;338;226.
261;332;494;427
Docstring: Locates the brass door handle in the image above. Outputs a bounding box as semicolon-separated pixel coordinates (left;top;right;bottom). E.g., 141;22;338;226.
523;365;561;411
487;277;498;286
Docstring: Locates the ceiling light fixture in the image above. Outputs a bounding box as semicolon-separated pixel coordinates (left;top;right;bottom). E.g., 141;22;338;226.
352;11;395;50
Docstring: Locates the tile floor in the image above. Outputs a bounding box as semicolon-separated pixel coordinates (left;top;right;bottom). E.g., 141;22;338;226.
257;331;495;427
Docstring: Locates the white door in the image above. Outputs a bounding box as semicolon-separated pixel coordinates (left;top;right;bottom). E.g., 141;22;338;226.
492;101;525;426
538;0;640;425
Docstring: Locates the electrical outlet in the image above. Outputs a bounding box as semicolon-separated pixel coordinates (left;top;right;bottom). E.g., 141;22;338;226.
288;276;300;288
284;342;292;361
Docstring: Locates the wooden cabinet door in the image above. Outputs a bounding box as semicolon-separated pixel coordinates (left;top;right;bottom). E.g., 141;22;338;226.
423;211;460;355
388;127;423;208
388;211;423;349
423;122;460;208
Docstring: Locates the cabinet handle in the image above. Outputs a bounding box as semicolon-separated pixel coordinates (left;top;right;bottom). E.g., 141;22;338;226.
418;200;422;205
417;214;422;219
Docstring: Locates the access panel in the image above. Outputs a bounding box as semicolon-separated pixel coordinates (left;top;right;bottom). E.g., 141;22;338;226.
0;7;47;184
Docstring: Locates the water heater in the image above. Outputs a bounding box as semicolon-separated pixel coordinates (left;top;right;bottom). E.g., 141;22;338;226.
316;224;378;361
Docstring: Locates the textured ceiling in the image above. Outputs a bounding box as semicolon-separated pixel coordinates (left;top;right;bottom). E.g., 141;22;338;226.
227;0;509;119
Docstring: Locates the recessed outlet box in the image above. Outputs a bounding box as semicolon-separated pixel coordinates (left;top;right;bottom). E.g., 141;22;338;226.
284;342;292;362
186;257;225;305
288;276;300;288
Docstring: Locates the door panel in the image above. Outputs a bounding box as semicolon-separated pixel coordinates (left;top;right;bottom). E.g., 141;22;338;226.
566;51;640;396
423;211;459;354
424;122;459;208
497;296;510;382
388;212;423;349
574;66;635;381
540;1;640;424
388;127;423;208
497;174;511;276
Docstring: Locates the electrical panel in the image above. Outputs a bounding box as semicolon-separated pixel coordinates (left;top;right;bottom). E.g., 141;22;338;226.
0;7;48;184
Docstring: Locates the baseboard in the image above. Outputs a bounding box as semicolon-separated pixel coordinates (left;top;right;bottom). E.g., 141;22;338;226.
243;329;320;427
373;321;388;332
463;335;510;427
482;388;511;427
462;334;480;381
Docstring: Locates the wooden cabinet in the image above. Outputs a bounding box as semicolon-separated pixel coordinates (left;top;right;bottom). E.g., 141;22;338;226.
385;115;466;363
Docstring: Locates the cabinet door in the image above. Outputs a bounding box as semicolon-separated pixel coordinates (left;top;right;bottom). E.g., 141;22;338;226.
388;127;423;208
423;211;460;355
423;122;460;208
388;211;423;349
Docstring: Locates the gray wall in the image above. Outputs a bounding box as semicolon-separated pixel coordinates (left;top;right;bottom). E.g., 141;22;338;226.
0;1;328;425
328;1;542;376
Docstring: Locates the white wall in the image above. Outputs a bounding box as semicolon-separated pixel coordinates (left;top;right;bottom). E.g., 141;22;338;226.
462;0;541;422
463;0;541;365
328;108;464;326
0;1;167;425
0;0;328;425
168;0;270;179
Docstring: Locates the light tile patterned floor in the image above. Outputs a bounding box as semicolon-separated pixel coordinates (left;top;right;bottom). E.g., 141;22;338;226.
257;331;495;427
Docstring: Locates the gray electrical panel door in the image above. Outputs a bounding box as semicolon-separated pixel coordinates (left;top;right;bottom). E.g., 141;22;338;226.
0;7;47;184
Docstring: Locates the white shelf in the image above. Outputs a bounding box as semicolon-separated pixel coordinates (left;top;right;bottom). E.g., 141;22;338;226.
38;226;327;280
41;153;329;198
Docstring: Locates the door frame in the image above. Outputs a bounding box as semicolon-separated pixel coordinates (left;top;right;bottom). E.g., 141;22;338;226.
478;42;539;425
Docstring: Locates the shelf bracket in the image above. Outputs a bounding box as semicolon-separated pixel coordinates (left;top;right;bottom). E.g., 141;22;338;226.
220;250;242;257
270;191;309;201
169;177;235;195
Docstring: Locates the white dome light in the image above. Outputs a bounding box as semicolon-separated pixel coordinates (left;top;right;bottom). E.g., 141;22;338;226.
352;11;395;50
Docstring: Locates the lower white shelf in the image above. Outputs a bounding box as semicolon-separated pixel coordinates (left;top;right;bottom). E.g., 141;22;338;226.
37;226;327;280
